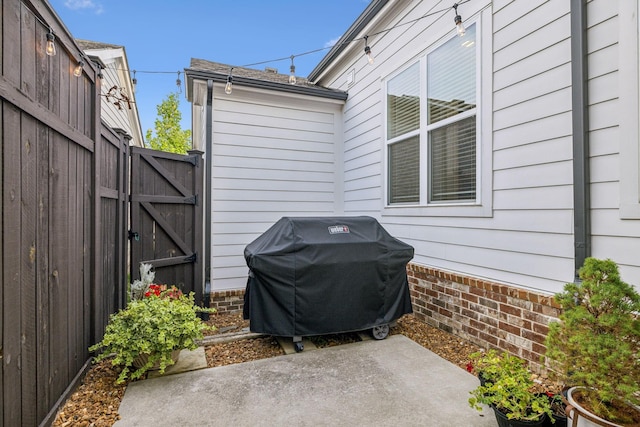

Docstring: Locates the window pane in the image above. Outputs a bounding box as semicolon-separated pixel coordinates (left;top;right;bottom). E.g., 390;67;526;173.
427;24;476;125
389;136;420;204
387;63;420;139
430;116;476;202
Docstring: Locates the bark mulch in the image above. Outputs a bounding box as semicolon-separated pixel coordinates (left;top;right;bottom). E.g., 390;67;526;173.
52;312;550;426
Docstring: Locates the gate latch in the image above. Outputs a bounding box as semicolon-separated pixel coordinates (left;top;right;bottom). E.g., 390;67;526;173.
128;230;140;241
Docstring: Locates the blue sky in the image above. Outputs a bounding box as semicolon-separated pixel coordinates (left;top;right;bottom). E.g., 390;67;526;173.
50;0;371;138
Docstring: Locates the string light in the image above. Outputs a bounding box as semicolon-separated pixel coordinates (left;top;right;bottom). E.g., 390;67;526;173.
289;55;296;84
83;1;470;91
45;28;56;56
132;70;137;93
453;3;465;37
225;68;233;94
363;35;374;65
73;59;85;77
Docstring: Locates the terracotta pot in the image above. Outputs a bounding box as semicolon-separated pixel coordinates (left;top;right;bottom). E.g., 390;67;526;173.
132;349;181;370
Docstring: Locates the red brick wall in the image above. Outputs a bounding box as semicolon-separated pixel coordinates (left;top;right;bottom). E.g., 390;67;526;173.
407;263;562;371
209;290;245;314
210;263;562;370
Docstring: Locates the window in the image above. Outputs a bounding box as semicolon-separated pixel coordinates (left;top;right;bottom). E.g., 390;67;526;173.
385;23;480;207
387;63;420;204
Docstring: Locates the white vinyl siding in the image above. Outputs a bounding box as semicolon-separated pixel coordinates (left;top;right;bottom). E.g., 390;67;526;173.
317;0;579;294
208;87;343;290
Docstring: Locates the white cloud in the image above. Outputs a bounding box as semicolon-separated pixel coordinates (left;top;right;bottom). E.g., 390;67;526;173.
324;37;340;48
64;0;104;14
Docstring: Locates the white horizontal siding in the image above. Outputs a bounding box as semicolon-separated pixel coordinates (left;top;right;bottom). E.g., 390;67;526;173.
320;0;577;293
209;89;343;290
585;1;640;289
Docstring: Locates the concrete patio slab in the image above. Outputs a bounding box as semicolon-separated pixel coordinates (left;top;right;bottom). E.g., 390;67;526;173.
114;335;496;427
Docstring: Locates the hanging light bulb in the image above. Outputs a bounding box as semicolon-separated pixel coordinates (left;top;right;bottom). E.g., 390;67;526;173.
132;70;137;93
73;59;84;77
289;55;296;85
225;68;233;95
363;35;374;65
46;29;56;56
453;3;465;37
176;71;182;93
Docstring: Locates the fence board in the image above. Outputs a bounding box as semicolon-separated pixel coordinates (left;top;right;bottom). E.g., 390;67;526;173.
21;2;36;101
3;0;20;86
36;122;51;422
49;131;70;411
3;102;22;425
21;112;39;426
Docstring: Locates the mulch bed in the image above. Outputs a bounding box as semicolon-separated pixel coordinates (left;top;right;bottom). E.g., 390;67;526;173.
53;312;552;426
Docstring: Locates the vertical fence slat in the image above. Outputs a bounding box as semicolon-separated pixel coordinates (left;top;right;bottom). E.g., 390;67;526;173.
3;103;23;426
36;123;51;422
50;131;70;406
21;112;38;426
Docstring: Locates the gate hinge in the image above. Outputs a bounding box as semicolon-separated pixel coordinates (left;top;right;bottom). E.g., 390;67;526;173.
185;252;197;263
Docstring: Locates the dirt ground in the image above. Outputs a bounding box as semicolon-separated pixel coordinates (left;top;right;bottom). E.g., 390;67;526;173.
52;312;549;427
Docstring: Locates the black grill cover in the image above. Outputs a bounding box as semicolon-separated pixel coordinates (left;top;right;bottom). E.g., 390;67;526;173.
243;216;414;337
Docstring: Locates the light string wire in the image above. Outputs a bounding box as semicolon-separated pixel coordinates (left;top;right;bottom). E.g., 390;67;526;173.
97;0;471;79
22;0;470;82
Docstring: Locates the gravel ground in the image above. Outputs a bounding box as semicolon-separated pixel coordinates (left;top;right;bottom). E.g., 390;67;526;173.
52;312;545;426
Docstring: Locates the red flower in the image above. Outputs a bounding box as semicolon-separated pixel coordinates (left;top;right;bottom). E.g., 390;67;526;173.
466;362;474;373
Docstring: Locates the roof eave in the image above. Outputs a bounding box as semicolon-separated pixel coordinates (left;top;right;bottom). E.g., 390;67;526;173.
307;0;390;83
185;68;348;101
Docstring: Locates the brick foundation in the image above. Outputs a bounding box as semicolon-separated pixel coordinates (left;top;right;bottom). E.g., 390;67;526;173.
209;263;562;370
407;263;561;371
209;289;245;314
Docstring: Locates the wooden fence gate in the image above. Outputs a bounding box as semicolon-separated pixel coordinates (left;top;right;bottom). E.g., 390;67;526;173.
129;147;204;305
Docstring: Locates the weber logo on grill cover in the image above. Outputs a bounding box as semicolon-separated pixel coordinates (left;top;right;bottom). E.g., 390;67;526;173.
328;225;350;234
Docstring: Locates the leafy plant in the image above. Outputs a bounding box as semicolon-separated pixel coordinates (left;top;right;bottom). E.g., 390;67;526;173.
469;350;553;422
544;257;640;424
89;290;215;383
145;92;191;154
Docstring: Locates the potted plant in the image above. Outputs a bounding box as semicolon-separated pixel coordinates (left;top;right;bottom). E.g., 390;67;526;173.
469;349;554;427
544;257;640;426
90;268;215;383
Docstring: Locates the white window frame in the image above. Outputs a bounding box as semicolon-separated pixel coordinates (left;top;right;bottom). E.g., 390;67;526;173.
382;13;493;217
619;1;640;219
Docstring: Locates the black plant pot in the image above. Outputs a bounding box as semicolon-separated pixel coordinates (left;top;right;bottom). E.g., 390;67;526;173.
544;412;567;427
493;406;547;427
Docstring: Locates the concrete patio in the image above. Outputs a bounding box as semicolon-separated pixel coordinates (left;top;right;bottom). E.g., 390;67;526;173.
114;335;496;426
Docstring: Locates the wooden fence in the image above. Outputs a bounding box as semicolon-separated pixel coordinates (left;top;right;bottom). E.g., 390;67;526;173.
1;0;129;425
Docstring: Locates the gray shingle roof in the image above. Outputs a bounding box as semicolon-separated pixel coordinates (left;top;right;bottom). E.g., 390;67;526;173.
76;39;123;50
186;58;348;101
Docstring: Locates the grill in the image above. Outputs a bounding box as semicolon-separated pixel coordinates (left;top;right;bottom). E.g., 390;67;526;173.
243;216;414;351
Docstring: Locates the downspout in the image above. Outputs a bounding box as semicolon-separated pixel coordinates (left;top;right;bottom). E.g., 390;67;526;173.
204;79;213;309
570;0;591;279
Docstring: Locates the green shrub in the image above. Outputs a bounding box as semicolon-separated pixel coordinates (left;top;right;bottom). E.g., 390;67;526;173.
89;291;215;383
544;257;640;423
469;350;553;422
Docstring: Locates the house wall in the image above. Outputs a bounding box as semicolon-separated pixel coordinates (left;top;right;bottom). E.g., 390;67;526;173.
316;0;640;292
302;0;640;367
207;85;345;290
206;0;640;369
589;1;640;282
83;47;144;147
